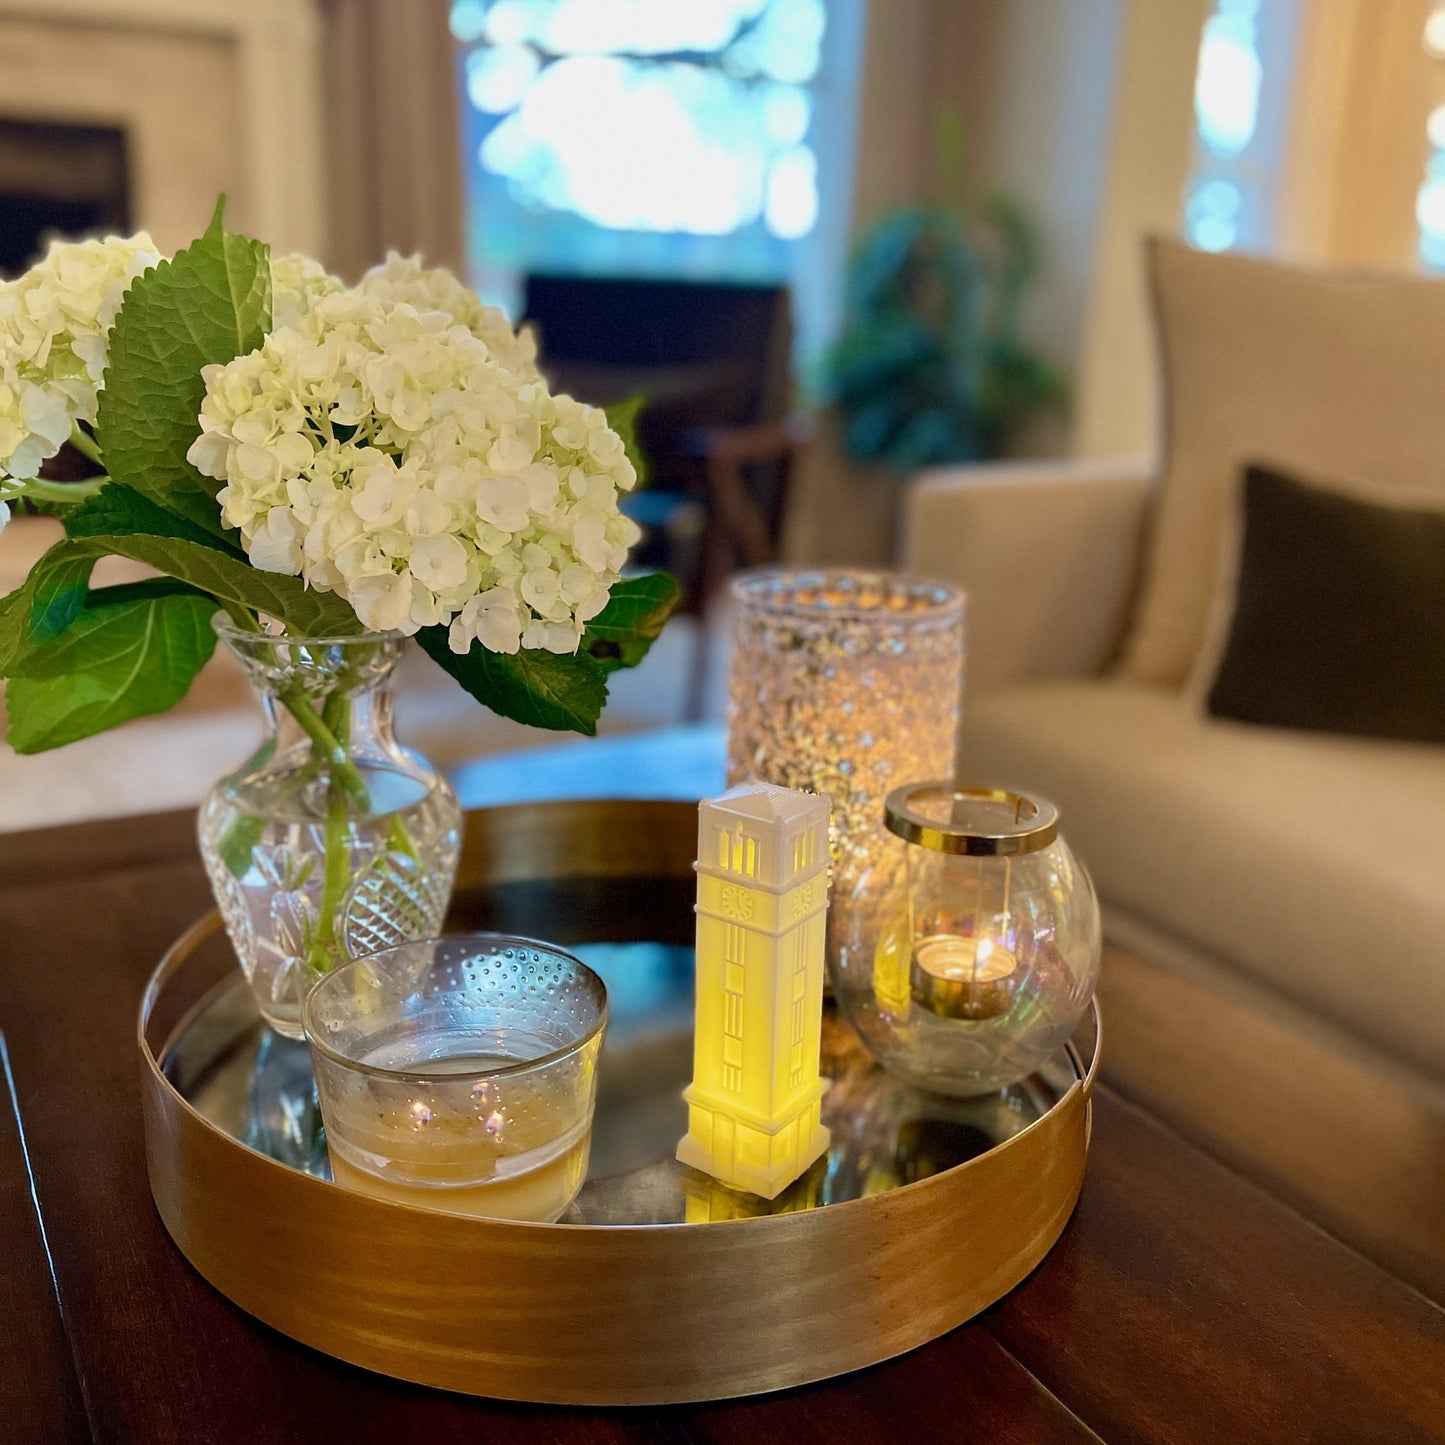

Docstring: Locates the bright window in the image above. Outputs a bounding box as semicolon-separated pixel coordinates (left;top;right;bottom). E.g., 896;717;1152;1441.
1419;7;1445;269
1183;0;1299;254
451;0;866;368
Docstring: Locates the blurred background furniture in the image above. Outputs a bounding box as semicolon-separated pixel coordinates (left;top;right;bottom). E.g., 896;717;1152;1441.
899;240;1445;1299
904;244;1445;1105
525;274;796;608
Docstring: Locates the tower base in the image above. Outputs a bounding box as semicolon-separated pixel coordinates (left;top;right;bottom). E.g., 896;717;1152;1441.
676;1086;829;1200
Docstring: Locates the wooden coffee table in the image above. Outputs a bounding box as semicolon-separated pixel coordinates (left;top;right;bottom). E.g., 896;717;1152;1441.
3;802;1443;1445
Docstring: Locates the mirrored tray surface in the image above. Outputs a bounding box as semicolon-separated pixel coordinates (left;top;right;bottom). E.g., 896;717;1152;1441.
163;937;1083;1225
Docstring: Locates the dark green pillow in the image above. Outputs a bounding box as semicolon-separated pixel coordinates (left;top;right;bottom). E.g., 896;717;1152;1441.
1206;465;1445;743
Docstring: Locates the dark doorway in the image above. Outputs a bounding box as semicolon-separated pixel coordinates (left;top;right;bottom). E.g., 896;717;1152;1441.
0;118;130;278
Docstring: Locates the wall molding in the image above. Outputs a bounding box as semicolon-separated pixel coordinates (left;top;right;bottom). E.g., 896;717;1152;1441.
0;0;326;257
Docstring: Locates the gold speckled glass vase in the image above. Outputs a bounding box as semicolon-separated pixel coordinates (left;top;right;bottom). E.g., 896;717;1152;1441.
723;570;965;961
198;623;464;1039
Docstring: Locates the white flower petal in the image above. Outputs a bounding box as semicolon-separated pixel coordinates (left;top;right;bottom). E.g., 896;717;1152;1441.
348;571;413;632
248;508;305;574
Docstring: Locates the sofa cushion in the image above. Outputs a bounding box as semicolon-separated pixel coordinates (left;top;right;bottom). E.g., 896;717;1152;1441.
1120;241;1445;685
1203;465;1445;743
959;682;1445;1080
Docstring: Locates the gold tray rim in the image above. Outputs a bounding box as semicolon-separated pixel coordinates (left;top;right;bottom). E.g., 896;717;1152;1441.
138;796;1099;1403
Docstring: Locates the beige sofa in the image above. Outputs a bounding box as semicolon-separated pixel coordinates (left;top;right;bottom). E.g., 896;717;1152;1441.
903;243;1445;1101
906;456;1445;1099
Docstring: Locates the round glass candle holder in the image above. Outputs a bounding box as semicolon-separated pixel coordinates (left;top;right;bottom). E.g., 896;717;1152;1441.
831;782;1100;1097
724;570;965;954
301;934;608;1223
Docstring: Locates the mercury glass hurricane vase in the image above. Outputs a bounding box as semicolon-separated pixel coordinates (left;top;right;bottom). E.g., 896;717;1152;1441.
199;621;464;1039
724;569;966;961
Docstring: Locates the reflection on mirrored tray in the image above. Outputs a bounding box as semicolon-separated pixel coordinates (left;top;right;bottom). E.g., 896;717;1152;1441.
165;941;1078;1226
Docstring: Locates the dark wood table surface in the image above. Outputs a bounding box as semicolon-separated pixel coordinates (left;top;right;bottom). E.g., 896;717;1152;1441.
3;807;1444;1445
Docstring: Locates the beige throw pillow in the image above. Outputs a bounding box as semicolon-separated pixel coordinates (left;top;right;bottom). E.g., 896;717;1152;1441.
1119;239;1445;685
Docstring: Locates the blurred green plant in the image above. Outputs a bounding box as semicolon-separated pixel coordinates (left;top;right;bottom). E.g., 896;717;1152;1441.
825;117;1068;470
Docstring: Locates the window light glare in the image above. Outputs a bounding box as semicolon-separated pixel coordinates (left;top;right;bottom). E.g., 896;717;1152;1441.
1185;175;1244;252
727;0;826;84
1416;176;1445;238
1191;216;1238;252
762;84;812;147
480;54;784;235
530;0;768;58
1194;6;1263;158
484;0;535;47
1421;230;1445;269
449;0;488;43
1425;7;1445;58
765;145;819;240
466;44;541;114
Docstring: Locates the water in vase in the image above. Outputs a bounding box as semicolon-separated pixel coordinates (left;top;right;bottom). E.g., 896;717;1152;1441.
200;758;461;1038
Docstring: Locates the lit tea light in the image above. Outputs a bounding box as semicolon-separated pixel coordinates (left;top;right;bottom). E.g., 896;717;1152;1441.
911;934;1018;1020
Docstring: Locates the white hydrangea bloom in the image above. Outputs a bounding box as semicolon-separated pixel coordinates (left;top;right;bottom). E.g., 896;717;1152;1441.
0;498;9;536
270;253;344;331
187;288;640;654
0;232;161;480
356;252;541;382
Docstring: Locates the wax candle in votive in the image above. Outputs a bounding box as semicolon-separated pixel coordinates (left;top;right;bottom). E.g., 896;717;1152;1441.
911;933;1019;1021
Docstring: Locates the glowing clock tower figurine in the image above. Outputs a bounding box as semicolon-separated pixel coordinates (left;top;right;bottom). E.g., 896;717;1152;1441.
677;782;832;1199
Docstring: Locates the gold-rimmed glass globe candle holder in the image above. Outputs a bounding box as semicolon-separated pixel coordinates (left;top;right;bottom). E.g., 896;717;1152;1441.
831;782;1101;1097
724;570;966;962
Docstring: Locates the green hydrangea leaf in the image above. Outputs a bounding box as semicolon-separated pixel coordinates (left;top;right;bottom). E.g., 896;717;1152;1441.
91;533;361;636
80;578;214;609
0;545;95;673
4;590;217;752
96;196;270;541
581;571;679;673
604;394;649;489
217;813;267;878
65;481;245;558
416;627;608;735
0;532;359;680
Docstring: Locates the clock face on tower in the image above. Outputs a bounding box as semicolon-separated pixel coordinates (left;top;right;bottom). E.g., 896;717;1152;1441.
677;782;832;1201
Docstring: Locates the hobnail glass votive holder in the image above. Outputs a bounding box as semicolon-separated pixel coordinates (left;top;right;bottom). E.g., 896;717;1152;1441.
302;934;608;1223
724;568;966;950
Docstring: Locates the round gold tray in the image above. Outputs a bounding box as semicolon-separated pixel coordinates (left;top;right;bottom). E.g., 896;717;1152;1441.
139;799;1098;1406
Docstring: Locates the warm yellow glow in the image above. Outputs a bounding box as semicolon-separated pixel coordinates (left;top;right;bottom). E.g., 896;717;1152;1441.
909;931;1019;1022
327;1076;589;1222
872;924;911;1016
915;934;1018;985
677;783;832;1200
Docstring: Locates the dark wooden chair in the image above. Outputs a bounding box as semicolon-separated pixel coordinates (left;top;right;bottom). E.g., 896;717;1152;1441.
675;414;813;719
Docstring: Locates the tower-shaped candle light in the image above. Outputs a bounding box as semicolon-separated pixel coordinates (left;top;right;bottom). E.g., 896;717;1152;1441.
677;783;832;1199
